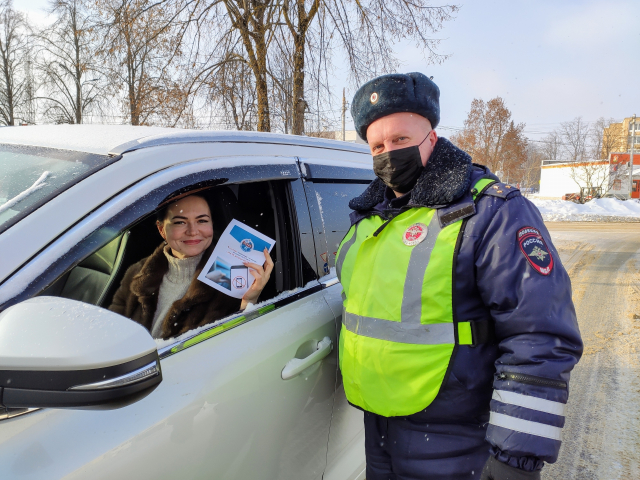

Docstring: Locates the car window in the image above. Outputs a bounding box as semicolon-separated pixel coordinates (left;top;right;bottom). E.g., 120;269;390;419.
296;162;373;275
1;162;311;343
0;144;115;233
40;180;292;309
312;182;369;271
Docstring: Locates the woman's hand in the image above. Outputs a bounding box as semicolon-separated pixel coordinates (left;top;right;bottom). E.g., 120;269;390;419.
240;248;274;310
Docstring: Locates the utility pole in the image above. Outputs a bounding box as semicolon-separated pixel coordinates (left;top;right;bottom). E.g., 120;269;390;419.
630;114;636;198
341;88;346;141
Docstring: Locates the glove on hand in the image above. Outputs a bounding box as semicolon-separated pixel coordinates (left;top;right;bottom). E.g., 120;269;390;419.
480;456;541;480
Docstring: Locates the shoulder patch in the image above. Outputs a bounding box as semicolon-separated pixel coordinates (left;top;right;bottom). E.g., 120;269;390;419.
482;183;520;199
517;227;554;276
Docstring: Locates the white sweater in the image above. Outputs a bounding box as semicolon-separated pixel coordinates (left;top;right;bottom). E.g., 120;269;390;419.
150;246;204;338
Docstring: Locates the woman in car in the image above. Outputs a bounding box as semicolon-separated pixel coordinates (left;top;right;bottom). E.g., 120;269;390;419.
109;191;273;339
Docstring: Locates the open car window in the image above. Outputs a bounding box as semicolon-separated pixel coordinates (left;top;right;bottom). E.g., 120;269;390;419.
0;161;315;347
36;180;300;330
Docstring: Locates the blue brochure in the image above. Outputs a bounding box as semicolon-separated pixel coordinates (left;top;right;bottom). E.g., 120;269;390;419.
197;219;275;299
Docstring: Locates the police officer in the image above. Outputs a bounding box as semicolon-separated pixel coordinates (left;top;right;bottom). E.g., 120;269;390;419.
336;73;583;480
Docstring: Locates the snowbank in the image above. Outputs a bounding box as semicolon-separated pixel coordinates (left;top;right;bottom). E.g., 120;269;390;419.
530;198;640;222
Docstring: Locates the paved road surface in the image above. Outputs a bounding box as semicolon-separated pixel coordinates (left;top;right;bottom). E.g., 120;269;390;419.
543;223;640;479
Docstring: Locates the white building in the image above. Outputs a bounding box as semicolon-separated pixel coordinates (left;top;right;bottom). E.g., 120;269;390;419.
538;154;640;199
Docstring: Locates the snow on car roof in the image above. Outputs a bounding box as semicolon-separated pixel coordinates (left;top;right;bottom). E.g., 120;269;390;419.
0;124;370;157
0;124;173;155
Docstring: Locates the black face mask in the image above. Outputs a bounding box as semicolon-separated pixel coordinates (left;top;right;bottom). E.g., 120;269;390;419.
372;134;430;194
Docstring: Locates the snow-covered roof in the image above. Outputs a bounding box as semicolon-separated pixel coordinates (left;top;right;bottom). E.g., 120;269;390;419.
0;124;370;156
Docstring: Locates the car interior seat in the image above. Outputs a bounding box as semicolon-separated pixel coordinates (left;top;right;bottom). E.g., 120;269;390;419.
98;215;162;308
40;232;130;306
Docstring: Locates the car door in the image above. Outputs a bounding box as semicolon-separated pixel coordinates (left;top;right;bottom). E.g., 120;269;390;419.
0;152;337;480
297;160;374;480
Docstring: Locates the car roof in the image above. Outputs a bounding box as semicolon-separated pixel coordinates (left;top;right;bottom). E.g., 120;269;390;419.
0;124;370;157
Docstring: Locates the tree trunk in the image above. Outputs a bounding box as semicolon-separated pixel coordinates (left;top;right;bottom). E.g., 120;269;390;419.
3;59;14;126
291;32;305;135
73;5;82;124
254;36;270;132
129;82;139;125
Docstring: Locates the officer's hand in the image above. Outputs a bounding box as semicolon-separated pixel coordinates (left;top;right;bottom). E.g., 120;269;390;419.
480;456;541;480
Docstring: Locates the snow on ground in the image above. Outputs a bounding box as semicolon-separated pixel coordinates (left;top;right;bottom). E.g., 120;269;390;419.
530;197;640;222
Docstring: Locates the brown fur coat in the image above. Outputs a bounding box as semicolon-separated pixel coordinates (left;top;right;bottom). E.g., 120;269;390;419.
109;243;241;339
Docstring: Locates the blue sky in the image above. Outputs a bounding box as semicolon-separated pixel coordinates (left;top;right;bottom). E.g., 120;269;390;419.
14;0;640;139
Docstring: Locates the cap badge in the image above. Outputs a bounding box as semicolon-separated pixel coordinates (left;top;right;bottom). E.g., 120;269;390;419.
370;92;379;104
403;223;428;246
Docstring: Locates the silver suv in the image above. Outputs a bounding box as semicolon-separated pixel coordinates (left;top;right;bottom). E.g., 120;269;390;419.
0;125;373;480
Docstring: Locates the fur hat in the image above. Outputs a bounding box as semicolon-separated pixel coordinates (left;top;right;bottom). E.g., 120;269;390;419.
351;72;440;141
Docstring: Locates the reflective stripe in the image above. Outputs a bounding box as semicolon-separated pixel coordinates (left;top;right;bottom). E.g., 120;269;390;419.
489;412;562;441
343;312;455;345
493;390;566;416
401;212;441;324
336;224;358;280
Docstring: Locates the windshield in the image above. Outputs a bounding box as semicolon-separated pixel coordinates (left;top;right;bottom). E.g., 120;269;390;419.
0;144;115;233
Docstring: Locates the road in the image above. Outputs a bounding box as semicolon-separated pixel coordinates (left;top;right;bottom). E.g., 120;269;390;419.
543;223;640;480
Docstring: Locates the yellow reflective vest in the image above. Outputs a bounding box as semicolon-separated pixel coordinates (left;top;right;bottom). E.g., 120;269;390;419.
336;178;494;417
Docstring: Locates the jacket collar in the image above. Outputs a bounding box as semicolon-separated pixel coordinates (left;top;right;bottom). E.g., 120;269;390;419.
130;242;216;309
348;137;473;212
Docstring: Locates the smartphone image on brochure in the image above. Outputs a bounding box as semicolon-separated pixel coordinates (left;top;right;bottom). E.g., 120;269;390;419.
230;265;249;293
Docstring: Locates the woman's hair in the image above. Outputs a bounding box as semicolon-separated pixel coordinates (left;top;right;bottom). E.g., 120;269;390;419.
155;193;209;223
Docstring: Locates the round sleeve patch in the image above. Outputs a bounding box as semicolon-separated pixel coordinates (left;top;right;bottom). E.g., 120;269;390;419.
517;227;554;276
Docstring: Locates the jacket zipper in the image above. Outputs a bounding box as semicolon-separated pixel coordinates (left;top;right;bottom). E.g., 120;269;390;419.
497;372;567;389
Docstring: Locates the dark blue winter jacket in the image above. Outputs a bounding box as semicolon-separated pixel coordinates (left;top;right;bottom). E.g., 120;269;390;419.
346;137;583;472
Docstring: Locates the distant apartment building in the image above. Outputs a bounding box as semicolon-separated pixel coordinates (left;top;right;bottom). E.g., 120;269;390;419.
602;117;640;158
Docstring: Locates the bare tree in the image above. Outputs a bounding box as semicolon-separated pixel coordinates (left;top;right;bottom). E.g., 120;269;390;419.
451;97;527;182
0;0;30;126
190;0;457;134
208;53;258;130
518;143;543;192
95;0;190;126
189;0;281;132
568;159;610;201
541;131;561;161
34;0;106;124
559;116;589;163
280;0;319;135
281;0;458;134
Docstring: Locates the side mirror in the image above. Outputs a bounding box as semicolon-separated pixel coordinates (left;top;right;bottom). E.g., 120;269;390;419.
0;297;161;409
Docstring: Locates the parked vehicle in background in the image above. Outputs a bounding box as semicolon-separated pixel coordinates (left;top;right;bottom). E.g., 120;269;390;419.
0;125;373;480
562;187;603;203
562;192;581;203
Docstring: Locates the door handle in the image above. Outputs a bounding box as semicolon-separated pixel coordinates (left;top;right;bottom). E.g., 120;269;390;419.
281;336;333;380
